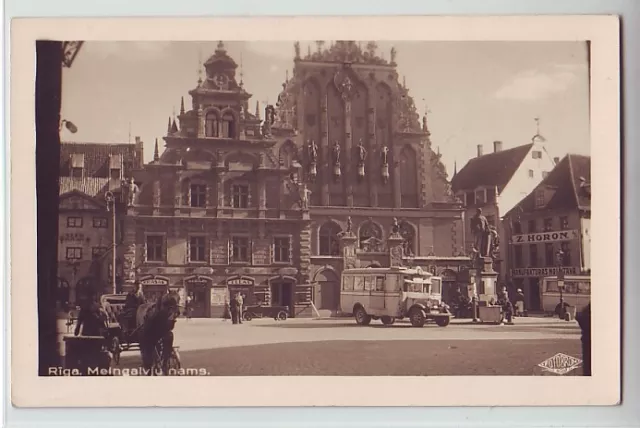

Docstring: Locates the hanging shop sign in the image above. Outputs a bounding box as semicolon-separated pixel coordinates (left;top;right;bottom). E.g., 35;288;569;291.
510;267;578;278
511;230;579;244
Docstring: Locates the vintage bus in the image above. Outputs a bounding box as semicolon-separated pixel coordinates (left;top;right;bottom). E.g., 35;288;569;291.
541;275;591;314
340;266;451;327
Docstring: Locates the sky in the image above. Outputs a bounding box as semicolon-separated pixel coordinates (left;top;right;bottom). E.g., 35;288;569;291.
60;41;590;177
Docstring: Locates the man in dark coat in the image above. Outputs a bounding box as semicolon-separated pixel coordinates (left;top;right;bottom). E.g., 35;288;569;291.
123;282;145;330
576;303;591;376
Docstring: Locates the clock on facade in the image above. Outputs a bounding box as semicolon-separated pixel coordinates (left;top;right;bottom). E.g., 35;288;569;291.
212;73;228;89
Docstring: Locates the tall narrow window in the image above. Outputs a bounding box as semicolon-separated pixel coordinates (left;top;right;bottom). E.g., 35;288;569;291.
146;235;165;262
513;246;523;268
231;236;250;263
319;222;341;256
205;112;219;137
560;216;569;230
528;220;537;233
190;184;207;208
529;244;538;267
543;218;553;232
231;184;249;208
189;236;206;262
545;243;555;266
67;217;83;228
561;242;572;266
221;112;235;138
273;237;291;263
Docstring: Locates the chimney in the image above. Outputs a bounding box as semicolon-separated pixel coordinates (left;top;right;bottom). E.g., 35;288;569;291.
493;141;503;153
553;157;560;165
477;144;484;157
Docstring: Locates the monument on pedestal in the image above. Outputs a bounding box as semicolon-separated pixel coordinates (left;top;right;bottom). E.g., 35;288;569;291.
387;217;406;267
470;208;499;303
339;217;358;269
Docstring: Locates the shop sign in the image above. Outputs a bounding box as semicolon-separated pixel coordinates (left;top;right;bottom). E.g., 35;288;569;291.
227;277;254;286
511;230;579;244
140;277;169;286
511;267;578;278
440;270;458;282
185;276;210;286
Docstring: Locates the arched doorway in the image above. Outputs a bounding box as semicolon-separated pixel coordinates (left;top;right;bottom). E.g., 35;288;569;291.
313;268;340;313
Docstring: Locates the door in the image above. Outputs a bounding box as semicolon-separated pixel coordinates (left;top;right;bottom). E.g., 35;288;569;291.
529;278;541;311
314;269;340;311
189;286;209;318
271;281;295;316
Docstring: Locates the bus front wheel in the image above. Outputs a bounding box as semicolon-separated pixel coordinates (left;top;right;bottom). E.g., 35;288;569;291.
409;308;426;327
354;306;372;326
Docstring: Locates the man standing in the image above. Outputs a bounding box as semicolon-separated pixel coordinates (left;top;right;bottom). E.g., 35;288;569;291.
236;292;245;324
229;294;238;325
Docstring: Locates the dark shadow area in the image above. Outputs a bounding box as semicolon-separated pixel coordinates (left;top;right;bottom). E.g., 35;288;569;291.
36;40;63;375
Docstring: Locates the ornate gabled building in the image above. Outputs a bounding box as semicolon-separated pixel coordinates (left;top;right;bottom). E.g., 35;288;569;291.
123;41;469;317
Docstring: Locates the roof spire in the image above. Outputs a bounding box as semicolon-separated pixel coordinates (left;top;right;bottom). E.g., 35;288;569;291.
171;118;178;134
255;101;261;120
153;138;160;161
453;160;458;177
167;117;172;134
285;69;289;83
532;116;547;143
216;41;226;54
239;52;244;87
180;97;185;115
197;46;203;85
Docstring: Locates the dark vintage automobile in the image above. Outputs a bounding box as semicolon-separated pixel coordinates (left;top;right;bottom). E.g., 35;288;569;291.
242;304;289;321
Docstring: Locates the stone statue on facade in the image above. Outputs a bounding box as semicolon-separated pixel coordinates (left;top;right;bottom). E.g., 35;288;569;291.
308;139;318;163
470;208;492;258
298;183;311;210
332;141;341;164
391;217;401;236
123;177;139;207
357;139;367;163
390;46;397;64
294;41;301;59
346;216;353;234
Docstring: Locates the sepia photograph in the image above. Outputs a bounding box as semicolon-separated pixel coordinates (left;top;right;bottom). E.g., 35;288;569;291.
10;16;620;407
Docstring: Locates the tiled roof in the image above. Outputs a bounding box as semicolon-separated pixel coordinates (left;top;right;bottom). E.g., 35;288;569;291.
60;142;139;177
451;144;533;193
505;154;591;217
59;177;110;197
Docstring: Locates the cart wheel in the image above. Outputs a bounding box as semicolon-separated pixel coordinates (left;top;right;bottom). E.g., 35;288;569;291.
435;316;450;327
381;316;395;325
276;311;288;321
169;348;181;371
409;308;426;327
111;336;121;365
243;312;253;322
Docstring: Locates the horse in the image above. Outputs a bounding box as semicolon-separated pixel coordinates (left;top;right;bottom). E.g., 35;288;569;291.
135;291;181;375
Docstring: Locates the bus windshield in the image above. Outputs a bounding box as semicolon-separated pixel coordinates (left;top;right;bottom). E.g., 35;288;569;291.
402;275;430;293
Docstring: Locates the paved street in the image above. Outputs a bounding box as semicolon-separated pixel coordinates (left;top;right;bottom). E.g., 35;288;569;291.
114;317;585;376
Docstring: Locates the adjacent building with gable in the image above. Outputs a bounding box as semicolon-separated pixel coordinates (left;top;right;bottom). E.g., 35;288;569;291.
451;136;557;283
57;140;143;308
502;154;591;311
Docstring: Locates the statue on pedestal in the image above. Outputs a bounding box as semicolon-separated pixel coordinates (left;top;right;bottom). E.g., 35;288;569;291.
356;139;367;180
332;141;341;180
470;208;492;258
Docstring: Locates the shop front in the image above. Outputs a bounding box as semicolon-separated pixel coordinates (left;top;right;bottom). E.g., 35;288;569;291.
184;275;212;318
139;275;170;303
510;266;579;311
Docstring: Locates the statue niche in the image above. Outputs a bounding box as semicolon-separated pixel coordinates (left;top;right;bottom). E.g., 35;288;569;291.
359;220;384;253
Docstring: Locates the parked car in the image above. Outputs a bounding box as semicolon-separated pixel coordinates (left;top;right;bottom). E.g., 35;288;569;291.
242;304;289;321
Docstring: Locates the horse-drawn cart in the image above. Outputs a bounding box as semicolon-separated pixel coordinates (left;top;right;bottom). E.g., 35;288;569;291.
100;294;181;372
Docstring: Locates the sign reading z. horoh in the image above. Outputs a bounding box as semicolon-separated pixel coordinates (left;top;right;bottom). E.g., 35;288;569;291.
511;230;579;244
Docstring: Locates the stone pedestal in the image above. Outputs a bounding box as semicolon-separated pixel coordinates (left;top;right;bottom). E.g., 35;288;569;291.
339;232;358;270
476;256;498;303
387;234;405;267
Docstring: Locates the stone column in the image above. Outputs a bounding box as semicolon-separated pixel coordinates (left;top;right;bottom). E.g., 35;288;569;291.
196;107;204;137
367;103;378;207
344;99;354;207
339;231;358;269
387;233;405;267
320;96;330;206
393;151;402;208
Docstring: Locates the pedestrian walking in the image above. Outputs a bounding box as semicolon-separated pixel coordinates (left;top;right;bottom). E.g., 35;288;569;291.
514;288;525;317
236;292;244;324
185;294;193;321
497;286;514;325
229;294;238;324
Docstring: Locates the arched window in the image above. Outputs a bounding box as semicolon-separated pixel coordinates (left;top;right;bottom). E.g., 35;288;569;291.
205;111;219;137
399;221;416;257
399;146;418;208
318;222;342;256
220;112;235;138
358;221;384;252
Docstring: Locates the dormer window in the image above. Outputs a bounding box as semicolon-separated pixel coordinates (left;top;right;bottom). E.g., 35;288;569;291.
205;111;220;137
532;150;543;159
535;188;545;209
70;153;84;178
475;189;486;205
109;154;122;180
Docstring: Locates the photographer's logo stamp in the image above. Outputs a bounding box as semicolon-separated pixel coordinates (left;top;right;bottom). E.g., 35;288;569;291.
538;353;582;375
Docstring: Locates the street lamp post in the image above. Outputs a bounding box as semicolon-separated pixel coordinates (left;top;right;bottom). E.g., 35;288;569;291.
105;191;117;294
556;249;565;319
